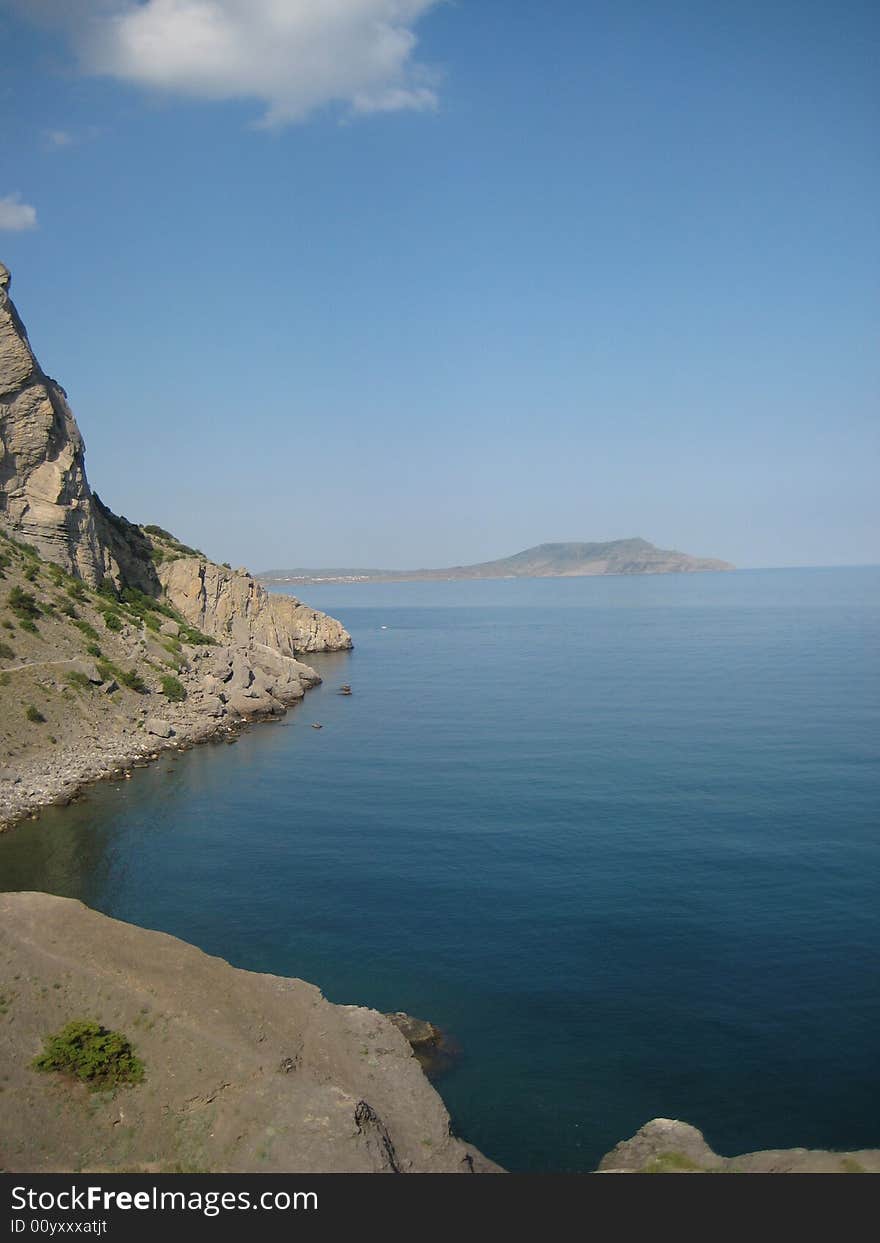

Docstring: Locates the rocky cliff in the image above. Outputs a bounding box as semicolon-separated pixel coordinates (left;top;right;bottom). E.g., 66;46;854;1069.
0;261;349;657
0;263;106;583
160;557;351;655
0;892;500;1174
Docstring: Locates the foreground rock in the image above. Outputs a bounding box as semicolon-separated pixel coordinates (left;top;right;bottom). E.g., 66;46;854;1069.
597;1118;880;1174
0;893;501;1174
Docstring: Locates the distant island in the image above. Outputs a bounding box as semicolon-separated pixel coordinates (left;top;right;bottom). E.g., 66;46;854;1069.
258;539;735;586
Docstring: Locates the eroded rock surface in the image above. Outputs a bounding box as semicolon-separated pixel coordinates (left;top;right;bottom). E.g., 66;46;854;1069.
160;558;351;655
0;263;106;583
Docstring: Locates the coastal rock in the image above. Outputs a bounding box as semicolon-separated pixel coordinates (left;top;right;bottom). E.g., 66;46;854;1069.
597;1118;880;1174
385;1012;459;1079
0;892;502;1173
0;265;106;582
144;718;173;738
160;558;352;656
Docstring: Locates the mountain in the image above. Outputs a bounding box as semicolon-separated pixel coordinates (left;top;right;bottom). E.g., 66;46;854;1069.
0;259;349;831
259;539;735;585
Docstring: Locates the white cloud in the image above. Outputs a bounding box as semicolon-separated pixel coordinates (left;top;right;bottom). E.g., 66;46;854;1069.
20;0;443;126
0;194;37;231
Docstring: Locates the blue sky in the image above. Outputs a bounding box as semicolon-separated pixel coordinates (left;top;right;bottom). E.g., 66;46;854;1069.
1;1;877;570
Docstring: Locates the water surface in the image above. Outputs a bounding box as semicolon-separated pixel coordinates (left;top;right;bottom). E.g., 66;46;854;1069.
1;567;878;1170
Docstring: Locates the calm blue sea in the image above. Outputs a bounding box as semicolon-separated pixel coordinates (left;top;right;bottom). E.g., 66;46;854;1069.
1;567;878;1171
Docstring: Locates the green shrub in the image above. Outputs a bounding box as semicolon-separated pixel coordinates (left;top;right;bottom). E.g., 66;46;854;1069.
97;583;119;602
25;705;46;723
180;625;216;646
66;582;87;602
19;619;38;635
160;674;186;702
118;668;147;693
32;1020;144;1090
102;612;123;633
66;671;92;691
23;564;38;582
57;598;78;619
85;642;102;658
0;641;13;661
8;587;40;620
1;619;13;630
74;618;99;642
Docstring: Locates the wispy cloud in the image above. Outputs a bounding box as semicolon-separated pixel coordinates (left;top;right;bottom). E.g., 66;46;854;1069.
44;128;75;148
0;194;37;231
42;124;105;150
15;1;443;127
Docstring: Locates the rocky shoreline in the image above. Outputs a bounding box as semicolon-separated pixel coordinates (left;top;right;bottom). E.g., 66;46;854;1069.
0;639;329;834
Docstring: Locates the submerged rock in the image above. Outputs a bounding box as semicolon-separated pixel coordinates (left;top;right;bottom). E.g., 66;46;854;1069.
385;1012;460;1079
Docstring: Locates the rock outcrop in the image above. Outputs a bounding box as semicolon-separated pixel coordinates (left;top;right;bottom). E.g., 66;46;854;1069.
597;1118;880;1174
0;261;349;658
0;263;106;583
0;892;501;1174
160;558;351;655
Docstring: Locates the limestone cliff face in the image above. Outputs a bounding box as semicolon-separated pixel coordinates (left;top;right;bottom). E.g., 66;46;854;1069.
160;557;352;654
0;260;350;656
0;263;106;583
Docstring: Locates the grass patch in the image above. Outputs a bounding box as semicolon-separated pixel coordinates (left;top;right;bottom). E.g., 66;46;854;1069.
74;618;99;642
25;705;46;724
32;1020;144;1090
0;641;13;661
644;1151;707;1174
65;671;92;691
179;625;216;646
85;642;102;658
160;674;186;702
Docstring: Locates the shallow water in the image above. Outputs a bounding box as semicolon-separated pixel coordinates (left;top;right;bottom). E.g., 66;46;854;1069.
1;567;878;1171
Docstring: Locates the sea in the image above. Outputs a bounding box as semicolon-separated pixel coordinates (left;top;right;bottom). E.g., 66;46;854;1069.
1;566;878;1172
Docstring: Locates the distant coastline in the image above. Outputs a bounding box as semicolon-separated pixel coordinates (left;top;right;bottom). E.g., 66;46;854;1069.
258;538;734;587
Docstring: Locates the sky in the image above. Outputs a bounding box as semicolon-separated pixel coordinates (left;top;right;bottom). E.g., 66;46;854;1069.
1;0;877;571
